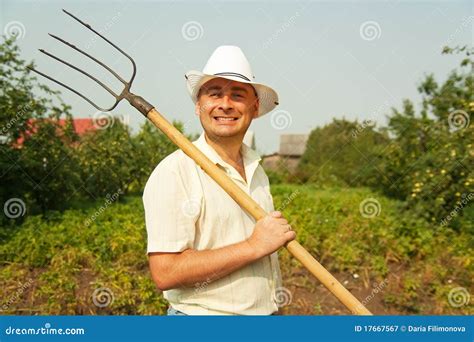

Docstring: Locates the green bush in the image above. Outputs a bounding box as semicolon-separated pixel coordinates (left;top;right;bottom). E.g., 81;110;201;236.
298;118;389;186
370;48;473;226
1;36;80;215
273;184;473;314
77;119;136;199
1;186;472;314
0;37;196;215
0;196;167;315
297;47;473;228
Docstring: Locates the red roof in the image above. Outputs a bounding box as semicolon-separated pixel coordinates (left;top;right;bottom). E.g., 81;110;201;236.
65;118;96;135
15;118;97;146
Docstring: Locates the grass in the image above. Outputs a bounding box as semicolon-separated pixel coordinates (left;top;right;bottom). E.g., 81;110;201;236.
0;184;472;315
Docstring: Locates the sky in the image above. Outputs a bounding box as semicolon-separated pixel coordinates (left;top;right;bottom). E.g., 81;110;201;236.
1;0;472;154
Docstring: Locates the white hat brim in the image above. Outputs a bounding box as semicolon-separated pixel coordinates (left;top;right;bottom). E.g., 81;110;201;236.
185;70;279;117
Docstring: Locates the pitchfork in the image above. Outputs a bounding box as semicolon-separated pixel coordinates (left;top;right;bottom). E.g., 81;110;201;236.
28;9;372;315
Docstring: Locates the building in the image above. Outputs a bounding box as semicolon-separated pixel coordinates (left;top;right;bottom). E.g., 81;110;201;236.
14;118;98;147
262;134;309;173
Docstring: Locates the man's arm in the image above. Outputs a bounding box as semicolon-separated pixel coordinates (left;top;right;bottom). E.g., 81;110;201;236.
149;211;295;291
149;239;256;291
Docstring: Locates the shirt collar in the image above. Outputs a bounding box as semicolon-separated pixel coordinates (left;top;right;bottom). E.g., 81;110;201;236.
193;132;261;185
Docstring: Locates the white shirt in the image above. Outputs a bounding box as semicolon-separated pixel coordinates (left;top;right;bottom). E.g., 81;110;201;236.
143;132;282;315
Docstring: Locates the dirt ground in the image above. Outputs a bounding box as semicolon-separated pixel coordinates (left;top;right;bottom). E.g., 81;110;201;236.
279;264;410;315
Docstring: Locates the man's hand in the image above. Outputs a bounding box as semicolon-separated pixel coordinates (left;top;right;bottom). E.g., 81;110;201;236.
247;211;296;259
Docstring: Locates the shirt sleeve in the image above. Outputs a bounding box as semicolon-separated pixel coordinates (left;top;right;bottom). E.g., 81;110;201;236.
142;155;199;254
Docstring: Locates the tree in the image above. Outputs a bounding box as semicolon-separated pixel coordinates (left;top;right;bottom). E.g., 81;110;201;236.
77;118;136;199
298;118;389;186
374;46;473;227
1;36;80;216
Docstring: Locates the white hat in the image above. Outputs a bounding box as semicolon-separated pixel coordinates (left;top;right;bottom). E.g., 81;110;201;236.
185;46;279;117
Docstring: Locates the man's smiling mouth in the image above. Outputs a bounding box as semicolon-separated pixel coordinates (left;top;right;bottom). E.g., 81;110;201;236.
213;116;239;122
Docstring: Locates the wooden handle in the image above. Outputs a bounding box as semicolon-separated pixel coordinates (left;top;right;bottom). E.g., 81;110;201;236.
146;108;372;315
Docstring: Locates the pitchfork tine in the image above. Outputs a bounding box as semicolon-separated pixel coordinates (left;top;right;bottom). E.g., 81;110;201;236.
38;48;119;98
61;9;137;84
26;66;111;112
48;33;127;84
28;9;153;115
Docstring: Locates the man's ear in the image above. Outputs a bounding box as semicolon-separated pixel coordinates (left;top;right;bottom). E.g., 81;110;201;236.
195;101;201;116
253;98;260;119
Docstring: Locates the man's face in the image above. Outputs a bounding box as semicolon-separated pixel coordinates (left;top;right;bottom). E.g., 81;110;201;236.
195;78;259;140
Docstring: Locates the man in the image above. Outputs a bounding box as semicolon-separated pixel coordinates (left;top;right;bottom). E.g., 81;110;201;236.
143;46;295;315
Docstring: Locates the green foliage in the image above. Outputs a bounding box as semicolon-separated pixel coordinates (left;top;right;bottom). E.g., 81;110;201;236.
0;196;167;315
77;120;136;199
0;36;59;141
265;164;291;185
0;37;194;214
273;184;473;314
298;47;473;228
371;48;473;226
1;186;471;314
298;118;389;186
1;35;472;315
1;36;80;215
20;115;82;212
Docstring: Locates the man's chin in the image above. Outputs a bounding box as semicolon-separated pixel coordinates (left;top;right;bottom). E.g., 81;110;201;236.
207;127;243;139
214;131;240;138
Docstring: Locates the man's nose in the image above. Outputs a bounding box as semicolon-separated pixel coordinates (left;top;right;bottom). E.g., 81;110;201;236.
218;95;233;111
